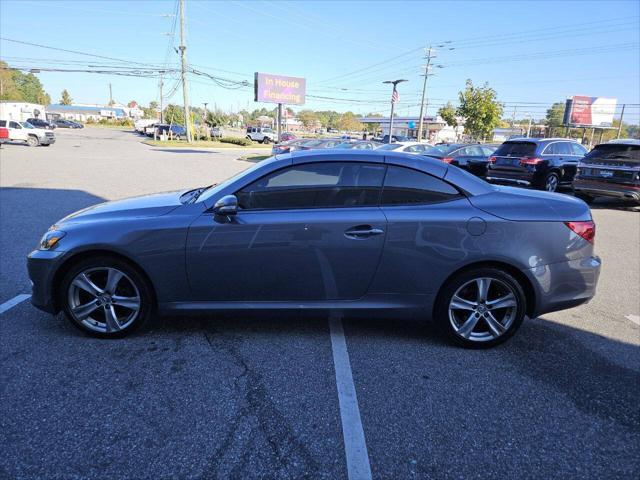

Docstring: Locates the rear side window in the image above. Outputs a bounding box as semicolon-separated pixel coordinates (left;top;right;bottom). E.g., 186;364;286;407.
236;162;385;210
548;142;573;155
0;120;6;127
571;143;588;156
493;141;537;157
381;166;462;205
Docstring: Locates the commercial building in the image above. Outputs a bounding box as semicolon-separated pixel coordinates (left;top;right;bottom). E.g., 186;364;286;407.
358;115;463;142
46;104;143;122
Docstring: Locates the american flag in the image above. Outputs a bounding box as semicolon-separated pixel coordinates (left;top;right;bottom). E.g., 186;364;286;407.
391;89;399;104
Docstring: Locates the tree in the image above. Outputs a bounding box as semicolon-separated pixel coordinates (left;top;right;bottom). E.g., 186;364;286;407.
545;102;565;128
149;101;158;110
438;102;458;128
205;110;229;126
363;112;383;133
0;61;51;104
297;110;318;129
60;89;73;105
0;61;21;100
456;79;503;140
338;111;362;132
163;104;184;124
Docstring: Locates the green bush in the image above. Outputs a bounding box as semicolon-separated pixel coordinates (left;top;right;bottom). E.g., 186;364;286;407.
219;136;253;146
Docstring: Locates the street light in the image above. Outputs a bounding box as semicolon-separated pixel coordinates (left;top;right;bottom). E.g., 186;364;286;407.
383;79;407;143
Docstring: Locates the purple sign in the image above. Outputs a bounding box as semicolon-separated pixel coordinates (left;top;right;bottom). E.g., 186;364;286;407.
254;72;306;105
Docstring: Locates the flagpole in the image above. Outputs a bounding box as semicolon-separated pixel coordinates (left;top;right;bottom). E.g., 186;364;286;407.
383;79;407;143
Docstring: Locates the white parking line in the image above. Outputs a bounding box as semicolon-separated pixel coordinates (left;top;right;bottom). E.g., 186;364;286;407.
329;314;372;480
0;294;31;314
625;314;640;326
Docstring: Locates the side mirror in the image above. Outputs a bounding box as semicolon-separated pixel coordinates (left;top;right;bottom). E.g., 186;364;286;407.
213;195;238;216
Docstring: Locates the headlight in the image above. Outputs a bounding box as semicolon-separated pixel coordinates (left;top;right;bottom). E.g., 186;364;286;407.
40;230;66;250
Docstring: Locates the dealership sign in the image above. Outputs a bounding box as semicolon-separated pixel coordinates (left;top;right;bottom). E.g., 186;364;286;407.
563;96;617;127
254;72;306;105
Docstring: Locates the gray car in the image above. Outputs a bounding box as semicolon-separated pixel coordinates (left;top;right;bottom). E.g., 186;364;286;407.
27;150;601;348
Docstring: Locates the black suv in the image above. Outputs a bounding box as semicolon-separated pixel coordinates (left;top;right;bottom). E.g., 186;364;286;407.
422;143;498;178
573;139;640;204
26;117;55;130
486;138;587;192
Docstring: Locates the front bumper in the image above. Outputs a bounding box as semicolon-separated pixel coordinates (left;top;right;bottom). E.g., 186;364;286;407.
573;179;640;202
27;249;67;313
40;137;56;145
528;255;601;317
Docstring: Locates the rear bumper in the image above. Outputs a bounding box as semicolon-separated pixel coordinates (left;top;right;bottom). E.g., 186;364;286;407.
27;249;67;314
573;179;640;202
528;255;601;317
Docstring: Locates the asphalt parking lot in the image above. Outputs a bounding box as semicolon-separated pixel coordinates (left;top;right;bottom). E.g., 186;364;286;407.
1;127;639;479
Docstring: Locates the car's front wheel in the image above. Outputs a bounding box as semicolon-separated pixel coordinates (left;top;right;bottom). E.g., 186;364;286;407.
27;135;39;147
435;268;526;348
60;256;153;338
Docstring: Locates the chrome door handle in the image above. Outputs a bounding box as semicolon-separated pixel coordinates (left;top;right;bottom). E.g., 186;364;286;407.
344;226;384;239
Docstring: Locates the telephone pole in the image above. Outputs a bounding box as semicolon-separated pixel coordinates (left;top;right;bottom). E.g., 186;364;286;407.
179;0;193;142
417;46;437;142
108;83;113;105
159;72;164;123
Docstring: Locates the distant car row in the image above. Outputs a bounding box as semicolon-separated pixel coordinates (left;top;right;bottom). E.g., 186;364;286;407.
270;137;639;204
22;118;83;129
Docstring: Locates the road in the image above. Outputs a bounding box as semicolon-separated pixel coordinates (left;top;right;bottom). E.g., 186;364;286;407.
1;127;639;479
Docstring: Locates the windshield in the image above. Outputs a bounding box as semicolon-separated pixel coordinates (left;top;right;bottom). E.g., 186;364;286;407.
493;141;537;157
20;122;35;129
197;160;271;203
376;144;402;151
583;144;640;163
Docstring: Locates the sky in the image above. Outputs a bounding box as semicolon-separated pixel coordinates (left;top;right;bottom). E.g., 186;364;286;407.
1;0;639;123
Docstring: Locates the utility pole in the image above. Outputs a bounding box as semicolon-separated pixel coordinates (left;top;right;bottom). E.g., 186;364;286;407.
417;47;436;142
179;0;193;143
383;79;408;143
159;72;164;123
617;104;625;138
526;113;532;138
109;83;113;105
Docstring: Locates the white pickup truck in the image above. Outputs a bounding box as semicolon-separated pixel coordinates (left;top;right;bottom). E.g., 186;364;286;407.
0;119;55;146
246;126;276;144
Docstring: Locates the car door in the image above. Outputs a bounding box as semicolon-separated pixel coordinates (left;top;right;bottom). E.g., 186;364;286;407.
8;121;25;141
369;164;472;296
185;161;387;302
562;142;586;181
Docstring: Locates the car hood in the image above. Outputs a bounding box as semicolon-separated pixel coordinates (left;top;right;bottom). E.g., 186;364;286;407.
469;186;592;221
58;190;184;224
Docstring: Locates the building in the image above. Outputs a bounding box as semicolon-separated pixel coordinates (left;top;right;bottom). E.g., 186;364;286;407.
358;115;464;142
0;101;47;122
46;104;127;122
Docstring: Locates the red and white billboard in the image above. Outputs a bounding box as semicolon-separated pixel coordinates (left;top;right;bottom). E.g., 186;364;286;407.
564;96;617;127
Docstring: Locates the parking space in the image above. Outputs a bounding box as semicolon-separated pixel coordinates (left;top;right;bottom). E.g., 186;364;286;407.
1;128;639;478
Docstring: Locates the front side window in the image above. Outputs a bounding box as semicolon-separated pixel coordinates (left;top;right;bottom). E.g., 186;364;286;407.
236;162;385;210
10;121;21;129
381;166;462;205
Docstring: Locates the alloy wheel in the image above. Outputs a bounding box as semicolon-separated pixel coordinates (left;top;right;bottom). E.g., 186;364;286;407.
545;174;559;192
67;267;141;333
448;277;519;343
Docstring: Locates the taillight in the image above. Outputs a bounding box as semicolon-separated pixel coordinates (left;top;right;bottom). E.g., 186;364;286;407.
488;156;496;163
565;221;595;244
442;156;454;163
520;157;544;165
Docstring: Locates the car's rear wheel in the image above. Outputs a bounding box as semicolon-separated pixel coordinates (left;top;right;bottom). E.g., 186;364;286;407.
435;268;526;348
27;135;39;147
544;172;560;192
60;256;153;338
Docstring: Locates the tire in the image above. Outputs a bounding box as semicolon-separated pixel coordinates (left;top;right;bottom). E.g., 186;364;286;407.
262;137;270;144
59;255;154;338
42;143;51;147
434;267;527;349
544;172;560;192
27;135;39;147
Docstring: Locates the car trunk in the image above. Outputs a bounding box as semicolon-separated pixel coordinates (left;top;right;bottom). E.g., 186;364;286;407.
490;141;537;173
469;186;592;221
577;145;639;186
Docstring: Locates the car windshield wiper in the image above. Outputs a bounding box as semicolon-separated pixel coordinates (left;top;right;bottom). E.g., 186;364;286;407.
190;184;217;203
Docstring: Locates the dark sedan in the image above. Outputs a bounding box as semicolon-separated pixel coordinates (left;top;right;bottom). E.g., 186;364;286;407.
27;150;600;348
486;138;587;192
53;119;83;129
423;144;499;177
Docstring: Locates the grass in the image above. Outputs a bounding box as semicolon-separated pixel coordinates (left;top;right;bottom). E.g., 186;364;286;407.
238;153;271;162
142;139;272;149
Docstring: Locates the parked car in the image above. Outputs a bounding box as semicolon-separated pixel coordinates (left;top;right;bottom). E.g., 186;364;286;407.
333;140;380;150
144;123;161;137
573;139;640;204
134;118;156;133
26;117;56;130
0;125;8;145
210;126;223;139
0;119;55;146
422;143;499;178
486;138;587;192
376;141;432;154
280;132;297;142
246;126;276;144
297;138;343;150
381;134;410;143
155;124;187;140
54;119;83;129
271;138;309;155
